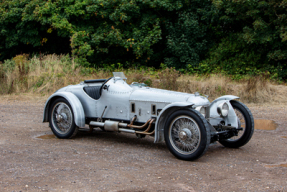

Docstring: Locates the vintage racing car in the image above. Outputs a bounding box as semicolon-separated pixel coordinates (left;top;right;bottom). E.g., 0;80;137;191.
43;72;254;160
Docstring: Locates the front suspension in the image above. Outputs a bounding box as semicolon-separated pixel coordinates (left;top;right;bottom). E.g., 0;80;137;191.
211;125;243;143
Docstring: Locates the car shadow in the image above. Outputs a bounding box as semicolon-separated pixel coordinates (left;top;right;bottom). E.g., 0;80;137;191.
75;128;168;150
205;142;247;157
75;129;248;158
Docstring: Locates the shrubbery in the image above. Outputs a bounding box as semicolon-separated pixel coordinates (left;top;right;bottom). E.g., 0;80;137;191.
0;0;286;80
203;0;287;81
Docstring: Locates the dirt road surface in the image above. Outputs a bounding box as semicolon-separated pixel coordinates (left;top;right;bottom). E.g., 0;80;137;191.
0;96;286;192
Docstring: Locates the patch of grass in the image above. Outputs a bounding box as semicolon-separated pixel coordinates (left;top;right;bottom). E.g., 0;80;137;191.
0;54;285;104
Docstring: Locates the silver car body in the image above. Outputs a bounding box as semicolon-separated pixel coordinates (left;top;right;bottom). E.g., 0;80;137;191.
43;73;239;143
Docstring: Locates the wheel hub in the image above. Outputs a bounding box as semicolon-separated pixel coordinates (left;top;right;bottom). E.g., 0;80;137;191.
179;128;192;141
56;113;67;122
56;114;63;122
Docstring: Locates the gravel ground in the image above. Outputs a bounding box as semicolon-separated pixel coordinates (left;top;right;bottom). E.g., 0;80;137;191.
0;96;286;192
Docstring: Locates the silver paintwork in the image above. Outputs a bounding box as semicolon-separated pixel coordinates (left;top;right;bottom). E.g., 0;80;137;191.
43;92;85;128
211;95;239;104
208;100;238;128
43;73;241;142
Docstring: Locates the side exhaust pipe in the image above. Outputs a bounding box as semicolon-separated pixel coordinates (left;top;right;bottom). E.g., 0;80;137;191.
89;118;155;135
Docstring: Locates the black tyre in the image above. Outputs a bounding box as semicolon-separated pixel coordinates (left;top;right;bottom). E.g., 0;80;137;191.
164;109;210;161
219;100;254;148
49;98;78;139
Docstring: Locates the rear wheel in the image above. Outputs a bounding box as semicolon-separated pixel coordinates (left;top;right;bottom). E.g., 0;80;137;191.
164;109;210;161
49;98;78;139
219;100;254;148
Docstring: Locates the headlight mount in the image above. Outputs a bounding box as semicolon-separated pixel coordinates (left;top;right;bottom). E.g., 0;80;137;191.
195;106;206;117
217;102;229;117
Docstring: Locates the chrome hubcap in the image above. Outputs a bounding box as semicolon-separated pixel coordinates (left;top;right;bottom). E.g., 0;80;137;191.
56;113;67;122
179;128;192;141
56;114;62;122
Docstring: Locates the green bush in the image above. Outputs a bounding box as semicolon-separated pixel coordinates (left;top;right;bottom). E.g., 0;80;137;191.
0;0;185;67
203;0;287;80
0;0;286;81
164;0;214;70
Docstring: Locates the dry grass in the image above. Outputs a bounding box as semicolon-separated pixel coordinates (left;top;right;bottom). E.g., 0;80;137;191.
0;54;286;104
176;74;279;103
0;54;110;95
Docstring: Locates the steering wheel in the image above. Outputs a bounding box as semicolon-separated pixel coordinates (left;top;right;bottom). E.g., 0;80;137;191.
100;77;113;95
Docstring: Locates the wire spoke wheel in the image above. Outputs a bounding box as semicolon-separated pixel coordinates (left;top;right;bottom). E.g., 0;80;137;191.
169;116;201;155
228;108;246;141
49;98;78;139
52;102;73;134
219;100;254;148
164;109;210;161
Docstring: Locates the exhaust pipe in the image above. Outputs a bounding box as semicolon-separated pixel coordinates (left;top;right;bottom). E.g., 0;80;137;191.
89;118;154;135
90;121;105;127
90;120;135;133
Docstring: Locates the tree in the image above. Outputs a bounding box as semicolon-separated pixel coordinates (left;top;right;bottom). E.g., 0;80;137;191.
204;0;287;80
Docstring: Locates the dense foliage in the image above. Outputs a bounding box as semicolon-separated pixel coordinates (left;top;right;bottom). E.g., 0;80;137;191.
0;0;286;80
203;0;287;80
0;0;187;67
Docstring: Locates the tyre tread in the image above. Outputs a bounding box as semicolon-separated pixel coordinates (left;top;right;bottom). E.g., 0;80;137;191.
189;108;211;159
69;126;79;138
164;108;211;161
49;97;78;139
219;100;254;148
232;100;254;144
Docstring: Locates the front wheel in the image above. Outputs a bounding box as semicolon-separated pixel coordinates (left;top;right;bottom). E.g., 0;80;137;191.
164;109;210;161
219;100;254;148
49;98;78;139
